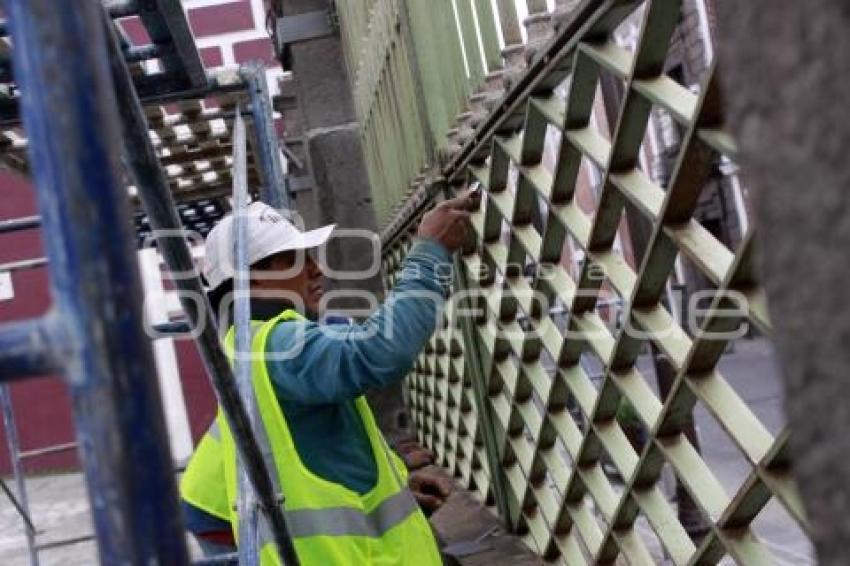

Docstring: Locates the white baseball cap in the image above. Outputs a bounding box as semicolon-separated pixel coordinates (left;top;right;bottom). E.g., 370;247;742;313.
203;201;335;290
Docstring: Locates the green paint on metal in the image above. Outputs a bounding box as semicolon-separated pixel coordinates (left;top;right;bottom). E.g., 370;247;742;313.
454;0;486;85
473;0;504;71
359;0;813;562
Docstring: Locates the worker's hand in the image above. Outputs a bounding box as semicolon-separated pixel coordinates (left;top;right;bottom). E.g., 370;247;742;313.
416;189;480;252
394;439;435;470
408;466;453;516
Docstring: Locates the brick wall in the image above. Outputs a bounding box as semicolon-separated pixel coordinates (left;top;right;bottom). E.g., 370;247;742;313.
121;0;286;130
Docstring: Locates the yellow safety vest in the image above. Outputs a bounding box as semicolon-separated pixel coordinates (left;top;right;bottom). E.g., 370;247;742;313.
180;310;442;565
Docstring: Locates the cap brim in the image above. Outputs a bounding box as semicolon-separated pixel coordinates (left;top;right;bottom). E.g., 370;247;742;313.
261;223;336;260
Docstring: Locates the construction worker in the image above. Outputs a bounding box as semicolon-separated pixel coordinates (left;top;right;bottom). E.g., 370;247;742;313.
180;190;478;564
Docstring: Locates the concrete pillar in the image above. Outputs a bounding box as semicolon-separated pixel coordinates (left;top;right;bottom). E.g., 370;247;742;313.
718;2;850;563
275;0;408;441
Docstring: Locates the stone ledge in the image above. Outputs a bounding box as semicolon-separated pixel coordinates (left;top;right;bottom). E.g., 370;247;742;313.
429;474;542;565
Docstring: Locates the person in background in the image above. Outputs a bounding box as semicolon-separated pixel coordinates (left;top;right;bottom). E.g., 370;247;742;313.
180;190;478;564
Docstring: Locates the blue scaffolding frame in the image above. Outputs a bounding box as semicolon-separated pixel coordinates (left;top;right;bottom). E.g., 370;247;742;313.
0;1;299;564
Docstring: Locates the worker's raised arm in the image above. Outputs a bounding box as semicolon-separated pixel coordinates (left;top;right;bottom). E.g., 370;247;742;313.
265;190;478;404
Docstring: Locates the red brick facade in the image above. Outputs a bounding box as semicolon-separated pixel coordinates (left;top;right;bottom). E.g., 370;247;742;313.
188;1;255;38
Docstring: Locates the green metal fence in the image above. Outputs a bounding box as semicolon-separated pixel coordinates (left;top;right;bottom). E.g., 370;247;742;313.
345;0;809;563
337;0;523;221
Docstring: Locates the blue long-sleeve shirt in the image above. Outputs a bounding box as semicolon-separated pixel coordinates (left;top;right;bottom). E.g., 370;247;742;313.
264;238;450;492
184;238;451;533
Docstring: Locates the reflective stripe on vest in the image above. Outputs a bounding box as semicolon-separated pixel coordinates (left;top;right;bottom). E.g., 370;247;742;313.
246;376;420;540
255;489;419;541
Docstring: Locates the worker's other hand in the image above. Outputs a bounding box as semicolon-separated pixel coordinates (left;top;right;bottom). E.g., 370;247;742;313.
416;189;480;252
408;466;453;516
395;440;435;470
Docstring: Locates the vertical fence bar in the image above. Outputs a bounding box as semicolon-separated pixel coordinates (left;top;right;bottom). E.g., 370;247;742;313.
473;0;504;72
441;0;473;103
454;0;486;86
243;63;290;210
402;0;452;154
396;1;439;167
231;108;260;564
444;182;513;524
101;14;300;566
0;385;39;566
454;264;513;523
6;1;189;562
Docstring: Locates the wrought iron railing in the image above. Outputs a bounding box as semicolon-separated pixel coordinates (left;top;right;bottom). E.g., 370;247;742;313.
372;0;809;563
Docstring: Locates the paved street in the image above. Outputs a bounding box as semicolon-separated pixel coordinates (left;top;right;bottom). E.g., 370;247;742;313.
0;473;96;565
0;473;203;565
703;338;814;565
0;338;815;564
